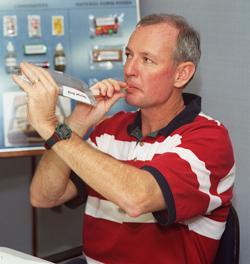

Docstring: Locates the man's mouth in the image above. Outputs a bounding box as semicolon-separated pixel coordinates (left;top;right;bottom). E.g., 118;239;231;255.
125;81;139;90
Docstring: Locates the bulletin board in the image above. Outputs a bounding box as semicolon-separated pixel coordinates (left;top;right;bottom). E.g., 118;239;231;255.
0;0;140;154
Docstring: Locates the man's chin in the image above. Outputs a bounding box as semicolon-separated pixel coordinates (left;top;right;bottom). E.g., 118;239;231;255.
125;95;141;107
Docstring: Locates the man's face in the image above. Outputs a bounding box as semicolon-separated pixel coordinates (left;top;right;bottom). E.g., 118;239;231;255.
124;23;179;108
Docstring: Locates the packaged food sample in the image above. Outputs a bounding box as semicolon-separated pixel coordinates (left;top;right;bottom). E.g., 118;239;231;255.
90;45;124;70
23;44;47;55
89;13;124;38
92;48;123;62
94;16;119;36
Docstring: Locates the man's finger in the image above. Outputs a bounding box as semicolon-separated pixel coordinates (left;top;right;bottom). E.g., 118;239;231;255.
106;79;120;93
35;66;58;89
118;80;128;87
105;92;125;109
102;79;115;97
12;74;33;94
90;81;109;97
33;67;59;95
19;62;39;84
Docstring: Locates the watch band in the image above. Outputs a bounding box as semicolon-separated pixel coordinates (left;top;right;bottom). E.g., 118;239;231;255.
44;133;61;149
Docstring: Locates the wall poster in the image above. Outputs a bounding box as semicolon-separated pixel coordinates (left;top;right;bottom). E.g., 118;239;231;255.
0;0;140;152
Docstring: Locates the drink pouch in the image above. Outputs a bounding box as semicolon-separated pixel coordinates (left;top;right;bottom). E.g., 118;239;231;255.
17;70;97;106
49;70;96;106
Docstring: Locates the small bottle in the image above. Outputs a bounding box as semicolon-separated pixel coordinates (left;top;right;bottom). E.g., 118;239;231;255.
5;41;17;74
54;43;66;72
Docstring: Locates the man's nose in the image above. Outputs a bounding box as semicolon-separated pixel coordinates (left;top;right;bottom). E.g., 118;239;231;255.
124;58;138;76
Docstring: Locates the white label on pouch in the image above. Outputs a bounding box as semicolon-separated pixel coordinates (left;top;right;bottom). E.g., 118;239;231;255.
61;85;91;104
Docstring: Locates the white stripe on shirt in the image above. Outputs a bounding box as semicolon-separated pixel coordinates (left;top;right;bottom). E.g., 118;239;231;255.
88;133;182;161
184;216;226;240
169;146;222;213
85;196;156;224
217;164;236;194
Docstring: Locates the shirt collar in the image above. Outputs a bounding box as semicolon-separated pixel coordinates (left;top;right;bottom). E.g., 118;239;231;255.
127;93;201;139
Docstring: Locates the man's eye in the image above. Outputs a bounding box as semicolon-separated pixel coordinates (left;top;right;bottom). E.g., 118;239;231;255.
144;57;153;64
125;52;132;58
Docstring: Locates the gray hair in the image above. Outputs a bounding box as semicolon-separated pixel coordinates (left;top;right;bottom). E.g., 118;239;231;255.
137;14;201;67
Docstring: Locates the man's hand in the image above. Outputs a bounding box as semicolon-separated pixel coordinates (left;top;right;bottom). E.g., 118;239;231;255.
12;62;127;138
12;62;58;139
65;78;127;136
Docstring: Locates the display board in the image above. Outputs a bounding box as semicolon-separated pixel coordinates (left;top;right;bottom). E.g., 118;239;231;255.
0;0;139;153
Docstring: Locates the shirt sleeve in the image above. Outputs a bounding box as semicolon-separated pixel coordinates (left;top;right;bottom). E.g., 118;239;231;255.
142;122;235;226
64;171;88;209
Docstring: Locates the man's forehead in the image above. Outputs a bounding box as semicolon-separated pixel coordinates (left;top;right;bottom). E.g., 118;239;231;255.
134;23;179;38
127;23;178;52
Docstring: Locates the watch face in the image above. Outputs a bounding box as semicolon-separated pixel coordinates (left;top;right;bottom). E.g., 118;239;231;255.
44;122;72;149
56;123;72;139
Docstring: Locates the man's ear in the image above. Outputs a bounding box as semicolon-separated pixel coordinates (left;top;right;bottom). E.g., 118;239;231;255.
174;62;196;88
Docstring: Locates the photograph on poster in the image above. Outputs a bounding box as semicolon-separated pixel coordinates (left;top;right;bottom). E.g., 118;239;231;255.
3;91;71;147
27;15;42;38
52;16;64;36
3;15;18;37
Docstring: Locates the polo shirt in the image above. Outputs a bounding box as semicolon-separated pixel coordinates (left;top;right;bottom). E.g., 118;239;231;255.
69;93;235;264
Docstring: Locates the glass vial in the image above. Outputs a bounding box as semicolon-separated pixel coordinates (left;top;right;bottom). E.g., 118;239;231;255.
54;43;66;72
5;41;17;74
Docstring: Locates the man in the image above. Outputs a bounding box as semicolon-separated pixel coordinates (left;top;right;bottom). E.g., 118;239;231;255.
13;14;235;264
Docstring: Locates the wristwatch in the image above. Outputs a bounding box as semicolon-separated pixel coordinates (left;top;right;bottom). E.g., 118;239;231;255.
44;122;72;149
